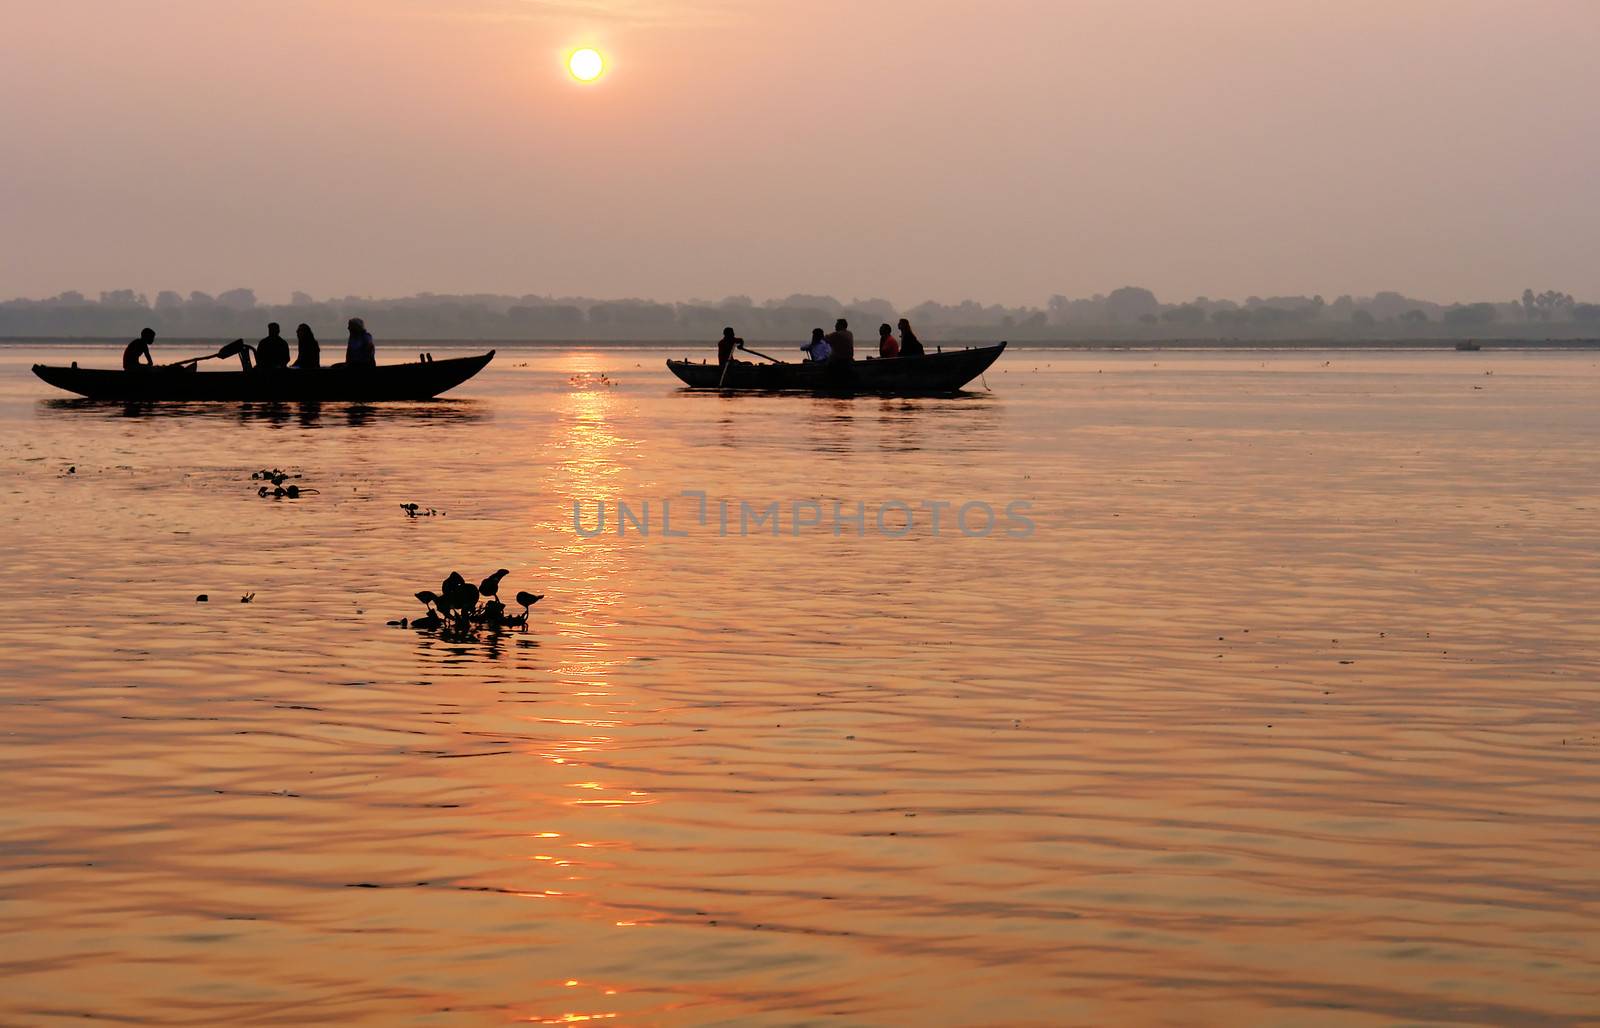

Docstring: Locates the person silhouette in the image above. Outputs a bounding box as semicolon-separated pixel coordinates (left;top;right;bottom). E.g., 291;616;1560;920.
257;323;291;370
292;324;321;370
878;322;900;359
346;318;375;367
123;328;156;372
718;326;744;366
822;318;856;388
800;327;832;362
898;318;925;357
824;318;854;363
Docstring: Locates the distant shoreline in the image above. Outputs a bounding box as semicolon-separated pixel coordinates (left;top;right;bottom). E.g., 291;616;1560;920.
6;337;1600;351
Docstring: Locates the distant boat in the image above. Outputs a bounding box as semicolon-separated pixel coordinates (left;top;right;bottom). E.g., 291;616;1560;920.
667;342;1006;394
32;352;494;401
1455;341;1481;351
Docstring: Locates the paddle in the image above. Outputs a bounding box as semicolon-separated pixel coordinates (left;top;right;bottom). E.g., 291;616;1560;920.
736;343;782;363
169;339;246;368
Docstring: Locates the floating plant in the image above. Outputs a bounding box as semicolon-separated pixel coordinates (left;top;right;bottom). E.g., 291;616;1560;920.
390;569;542;636
258;484;319;499
250;468;319;500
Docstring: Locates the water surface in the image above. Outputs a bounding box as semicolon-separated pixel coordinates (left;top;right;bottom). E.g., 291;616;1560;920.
1;344;1597;1025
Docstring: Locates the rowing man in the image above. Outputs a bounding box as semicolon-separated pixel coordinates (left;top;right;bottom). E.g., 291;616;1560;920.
718;326;744;366
123;328;155;372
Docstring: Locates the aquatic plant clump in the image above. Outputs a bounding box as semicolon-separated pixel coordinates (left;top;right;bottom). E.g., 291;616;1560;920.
390;569;543;636
250;468;319;500
258;484;314;499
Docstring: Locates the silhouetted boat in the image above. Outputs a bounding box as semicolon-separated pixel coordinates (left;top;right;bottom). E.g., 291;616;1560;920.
1454;341;1481;351
31;352;495;401
667;342;1006;394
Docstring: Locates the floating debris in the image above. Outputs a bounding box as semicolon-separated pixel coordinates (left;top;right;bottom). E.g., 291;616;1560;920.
196;594;209;602
240;593;256;604
401;503;442;518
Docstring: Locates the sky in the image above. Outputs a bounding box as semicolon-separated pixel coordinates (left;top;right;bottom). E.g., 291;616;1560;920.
2;0;1598;307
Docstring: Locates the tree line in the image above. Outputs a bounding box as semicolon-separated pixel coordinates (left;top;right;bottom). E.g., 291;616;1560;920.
4;286;1599;341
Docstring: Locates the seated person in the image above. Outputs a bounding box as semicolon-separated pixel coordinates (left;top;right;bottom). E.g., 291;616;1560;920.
292;323;320;370
346;318;376;367
898;318;926;357
123;328;156;371
878;323;900;359
824;318;854;363
256;323;291;370
800;327;832;363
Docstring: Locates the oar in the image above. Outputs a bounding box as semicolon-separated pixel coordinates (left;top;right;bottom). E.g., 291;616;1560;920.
169;339;246;368
736;343;782;363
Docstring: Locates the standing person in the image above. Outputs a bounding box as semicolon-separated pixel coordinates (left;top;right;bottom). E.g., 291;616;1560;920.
824;318;854;363
256;323;291;370
878;323;900;359
823;318;856;388
123;328;156;372
346;317;375;367
292;323;320;370
718;326;744;367
800;327;832;363
898;318;925;357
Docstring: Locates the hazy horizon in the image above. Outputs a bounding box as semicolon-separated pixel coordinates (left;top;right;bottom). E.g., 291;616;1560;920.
5;0;1599;305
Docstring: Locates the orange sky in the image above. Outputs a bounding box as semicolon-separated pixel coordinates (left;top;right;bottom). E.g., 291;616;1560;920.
2;0;1597;305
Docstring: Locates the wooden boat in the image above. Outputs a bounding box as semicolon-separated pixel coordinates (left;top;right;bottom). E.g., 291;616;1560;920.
31;351;495;401
667;342;1006;394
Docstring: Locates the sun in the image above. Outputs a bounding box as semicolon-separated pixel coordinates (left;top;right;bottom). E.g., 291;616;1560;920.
568;48;604;82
